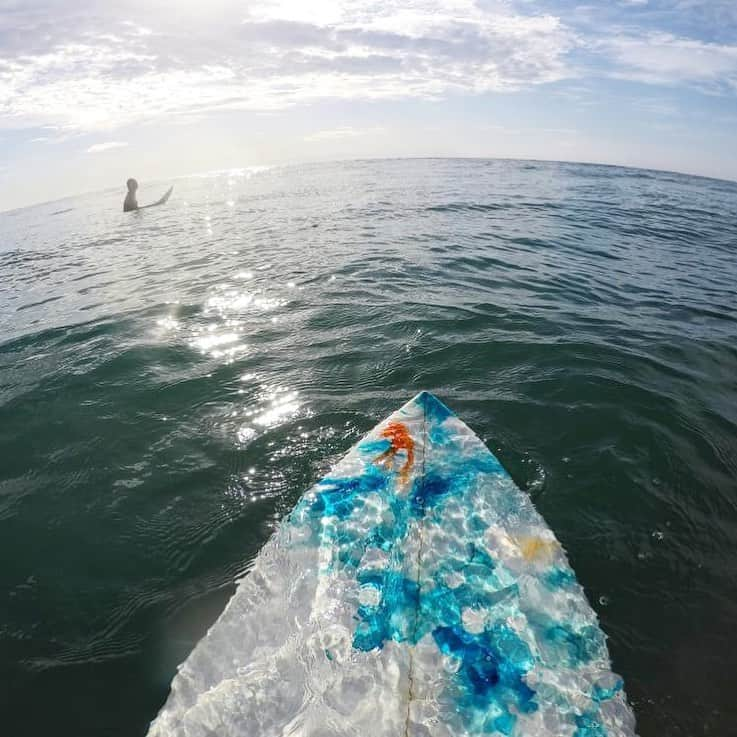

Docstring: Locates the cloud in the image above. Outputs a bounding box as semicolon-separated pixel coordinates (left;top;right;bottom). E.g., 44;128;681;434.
0;0;575;132
1;0;737;138
601;32;737;89
86;140;129;153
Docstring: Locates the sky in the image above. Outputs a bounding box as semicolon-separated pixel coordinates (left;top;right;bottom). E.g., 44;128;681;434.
1;0;737;210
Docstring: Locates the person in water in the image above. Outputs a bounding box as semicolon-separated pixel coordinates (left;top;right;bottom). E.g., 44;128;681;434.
124;178;173;212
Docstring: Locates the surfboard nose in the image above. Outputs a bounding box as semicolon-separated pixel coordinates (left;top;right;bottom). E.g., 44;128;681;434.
407;391;455;425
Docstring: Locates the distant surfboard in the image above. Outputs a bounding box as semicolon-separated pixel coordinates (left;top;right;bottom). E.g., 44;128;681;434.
148;392;636;736
155;186;173;206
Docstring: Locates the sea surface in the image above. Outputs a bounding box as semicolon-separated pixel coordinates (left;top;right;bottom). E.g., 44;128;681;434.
1;159;736;737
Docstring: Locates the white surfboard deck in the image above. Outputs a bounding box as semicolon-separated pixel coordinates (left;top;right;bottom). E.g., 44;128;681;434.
148;392;636;737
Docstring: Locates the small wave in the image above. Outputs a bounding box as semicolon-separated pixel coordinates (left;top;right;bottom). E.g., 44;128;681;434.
426;202;507;213
15;295;64;312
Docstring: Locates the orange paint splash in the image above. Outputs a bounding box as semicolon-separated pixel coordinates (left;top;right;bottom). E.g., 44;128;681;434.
375;421;415;482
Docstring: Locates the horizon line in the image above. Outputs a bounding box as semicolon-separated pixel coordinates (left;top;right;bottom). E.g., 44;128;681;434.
2;154;736;215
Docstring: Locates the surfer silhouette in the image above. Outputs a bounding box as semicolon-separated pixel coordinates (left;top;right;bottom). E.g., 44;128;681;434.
124;178;173;212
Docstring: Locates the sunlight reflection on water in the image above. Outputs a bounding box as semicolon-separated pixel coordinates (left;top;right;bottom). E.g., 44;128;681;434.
237;385;302;446
205;287;285;315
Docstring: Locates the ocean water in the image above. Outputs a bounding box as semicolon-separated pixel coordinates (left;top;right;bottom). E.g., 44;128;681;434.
1;159;736;736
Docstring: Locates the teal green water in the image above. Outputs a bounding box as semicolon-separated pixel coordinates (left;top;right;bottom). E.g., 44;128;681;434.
1;159;736;736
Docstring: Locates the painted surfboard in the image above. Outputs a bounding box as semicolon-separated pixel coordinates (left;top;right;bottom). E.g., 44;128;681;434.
148;392;636;737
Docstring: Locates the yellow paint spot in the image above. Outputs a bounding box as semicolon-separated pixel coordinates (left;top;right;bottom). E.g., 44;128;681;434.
517;536;558;562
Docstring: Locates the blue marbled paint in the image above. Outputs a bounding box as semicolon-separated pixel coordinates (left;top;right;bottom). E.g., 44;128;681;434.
349;524;539;732
289;393;623;735
354;570;420;651
593;678;623;703
307;466;388;520
357;438;393;455
433;625;537;718
544;623;607;667
417;391;453;425
412;472;454;513
544;567;578;590
574;712;608;737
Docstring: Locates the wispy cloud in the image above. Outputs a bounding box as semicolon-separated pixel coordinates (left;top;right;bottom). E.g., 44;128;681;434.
86;141;128;153
601;32;737;90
